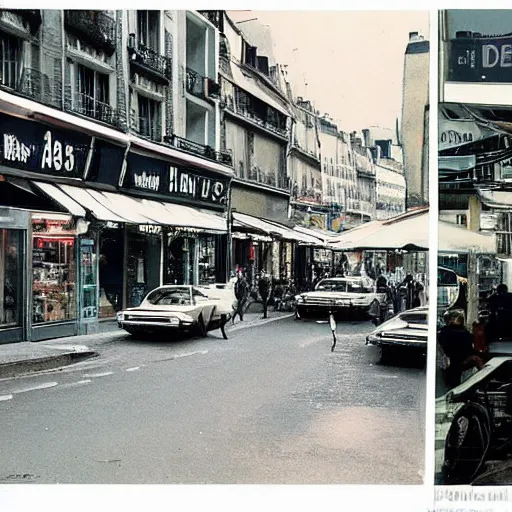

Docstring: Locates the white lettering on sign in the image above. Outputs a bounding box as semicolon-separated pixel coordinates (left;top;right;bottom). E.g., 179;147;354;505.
134;171;160;191
167;165;227;203
41;131;75;172
169;166;179;193
139;224;161;235
483;44;512;68
3;134;31;163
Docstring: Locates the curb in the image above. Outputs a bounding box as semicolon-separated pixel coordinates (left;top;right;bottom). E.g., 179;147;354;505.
229;313;294;332
0;350;98;379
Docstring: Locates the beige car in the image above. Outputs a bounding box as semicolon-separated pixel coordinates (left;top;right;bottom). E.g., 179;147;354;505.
117;285;232;338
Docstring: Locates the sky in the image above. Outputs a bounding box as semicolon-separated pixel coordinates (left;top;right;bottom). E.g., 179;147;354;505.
231;11;430;134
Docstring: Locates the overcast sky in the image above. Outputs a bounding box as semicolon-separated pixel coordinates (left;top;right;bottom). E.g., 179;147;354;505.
235;11;430;134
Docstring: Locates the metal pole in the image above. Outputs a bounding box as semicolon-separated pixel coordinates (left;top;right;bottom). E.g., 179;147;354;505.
467;249;478;328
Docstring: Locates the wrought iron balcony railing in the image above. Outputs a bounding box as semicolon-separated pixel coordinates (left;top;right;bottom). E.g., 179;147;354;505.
231;105;288;138
166;134;233;167
0;67;61;108
128;40;172;85
64;10;116;56
136;116;162;142
71;93;117;125
186;68;205;98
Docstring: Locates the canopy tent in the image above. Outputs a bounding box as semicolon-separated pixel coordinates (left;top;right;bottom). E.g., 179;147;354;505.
329;209;496;254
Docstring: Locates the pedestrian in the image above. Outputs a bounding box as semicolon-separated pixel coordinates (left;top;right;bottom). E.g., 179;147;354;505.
232;271;249;325
486;283;512;343
258;272;271;319
437;309;484;392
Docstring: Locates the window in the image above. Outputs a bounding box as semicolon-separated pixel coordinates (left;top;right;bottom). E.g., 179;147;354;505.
75;63;112;123
146;287;192;306
138;95;161;140
0;31;22;89
0;229;23;327
138;10;159;51
32;218;77;324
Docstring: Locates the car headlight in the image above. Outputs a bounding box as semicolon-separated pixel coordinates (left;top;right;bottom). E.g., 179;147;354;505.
335;298;345;305
116;312;124;322
168;317;180;325
295;295;305;303
366;333;380;343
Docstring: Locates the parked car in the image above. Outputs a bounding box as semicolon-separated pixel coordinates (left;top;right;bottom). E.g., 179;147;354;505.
294;276;386;320
116;285;232;338
365;306;428;360
435;356;512;485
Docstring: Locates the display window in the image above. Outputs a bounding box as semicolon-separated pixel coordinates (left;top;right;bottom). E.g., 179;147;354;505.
32;216;77;324
0;229;23;327
198;236;216;285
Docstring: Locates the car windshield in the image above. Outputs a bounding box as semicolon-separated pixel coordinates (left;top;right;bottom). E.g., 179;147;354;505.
399;312;428;325
316;279;367;293
145;287;191;306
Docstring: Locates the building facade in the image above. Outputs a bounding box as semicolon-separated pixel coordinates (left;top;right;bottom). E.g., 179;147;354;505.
0;9;234;343
401;31;429;207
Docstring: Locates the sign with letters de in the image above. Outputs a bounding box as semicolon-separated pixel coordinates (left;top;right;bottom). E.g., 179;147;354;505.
449;36;512;83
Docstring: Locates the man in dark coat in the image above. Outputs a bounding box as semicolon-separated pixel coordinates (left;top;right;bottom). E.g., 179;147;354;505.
486;283;512;342
438;309;484;391
258;272;271;319
232;272;249;324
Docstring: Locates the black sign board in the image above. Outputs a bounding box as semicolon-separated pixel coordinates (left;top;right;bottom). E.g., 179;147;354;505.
449;36;512;83
0;112;91;178
124;152;229;206
87;139;125;186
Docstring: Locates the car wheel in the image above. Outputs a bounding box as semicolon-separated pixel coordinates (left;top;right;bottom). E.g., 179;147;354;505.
379;346;392;364
197;314;208;337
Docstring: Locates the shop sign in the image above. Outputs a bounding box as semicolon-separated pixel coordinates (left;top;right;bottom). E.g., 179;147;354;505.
449;36;512;83
438;117;494;151
0;113;91;178
139;225;162;235
125;152;229;206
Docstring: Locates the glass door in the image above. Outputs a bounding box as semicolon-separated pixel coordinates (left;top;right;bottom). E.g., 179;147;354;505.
79;238;98;321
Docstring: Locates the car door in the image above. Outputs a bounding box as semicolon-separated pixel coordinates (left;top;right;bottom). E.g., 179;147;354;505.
192;288;216;325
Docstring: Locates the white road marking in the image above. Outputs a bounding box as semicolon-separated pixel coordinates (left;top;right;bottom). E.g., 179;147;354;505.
376;374;399;379
83;371;114;378
58;379;92;389
126;367;140;372
13;382;59;393
0;394;13;401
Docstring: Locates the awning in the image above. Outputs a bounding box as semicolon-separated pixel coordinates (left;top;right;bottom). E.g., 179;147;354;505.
32;182;87;218
478;189;512;209
42;184;227;232
232;212;322;245
229;63;290;117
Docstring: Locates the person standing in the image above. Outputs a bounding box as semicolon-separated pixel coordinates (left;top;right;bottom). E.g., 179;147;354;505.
258;272;271;319
232;272;249;324
437;309;484;392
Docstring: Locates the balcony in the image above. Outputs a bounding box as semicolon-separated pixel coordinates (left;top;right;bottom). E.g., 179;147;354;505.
185;68;205;98
197;11;224;32
128;41;172;85
0;67;61;109
70;93;117;125
64;10;116;56
356;166;375;179
136;116;162;143
230;104;288;139
166;135;233;167
0;9;42;33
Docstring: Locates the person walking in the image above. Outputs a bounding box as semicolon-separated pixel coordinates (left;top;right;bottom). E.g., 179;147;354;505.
232;271;249;325
258;272;271;319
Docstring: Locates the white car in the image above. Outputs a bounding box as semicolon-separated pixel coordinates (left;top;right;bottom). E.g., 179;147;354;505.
116;284;232;338
295;276;386;320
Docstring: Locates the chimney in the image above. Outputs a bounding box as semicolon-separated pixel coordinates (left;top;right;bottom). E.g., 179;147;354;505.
409;31;424;42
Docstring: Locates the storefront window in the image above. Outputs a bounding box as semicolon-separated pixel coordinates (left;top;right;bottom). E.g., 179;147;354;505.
198;236;216;285
127;225;161;307
80;239;98;319
99;226;124;318
32;216;77;324
0;229;23;327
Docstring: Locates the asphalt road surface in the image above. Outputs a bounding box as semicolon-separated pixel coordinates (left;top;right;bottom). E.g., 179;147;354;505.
0;317;425;484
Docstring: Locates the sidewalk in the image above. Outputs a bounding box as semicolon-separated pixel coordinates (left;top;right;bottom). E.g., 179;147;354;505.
0;309;293;379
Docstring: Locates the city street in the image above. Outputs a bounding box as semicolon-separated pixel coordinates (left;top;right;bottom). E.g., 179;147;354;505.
0;317;425;485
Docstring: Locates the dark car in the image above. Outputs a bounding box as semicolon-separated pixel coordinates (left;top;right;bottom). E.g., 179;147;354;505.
365;306;428;360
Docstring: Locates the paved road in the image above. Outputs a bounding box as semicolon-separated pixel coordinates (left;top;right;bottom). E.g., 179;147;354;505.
0;317;425;484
